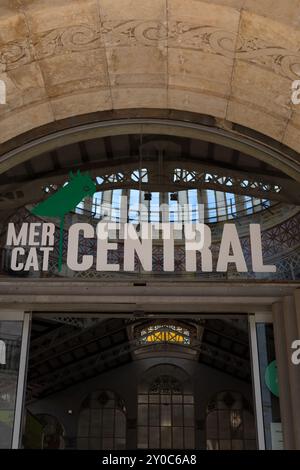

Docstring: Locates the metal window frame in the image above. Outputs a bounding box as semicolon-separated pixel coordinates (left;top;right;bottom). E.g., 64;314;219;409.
249;312;273;450
12;312;31;449
137;378;195;449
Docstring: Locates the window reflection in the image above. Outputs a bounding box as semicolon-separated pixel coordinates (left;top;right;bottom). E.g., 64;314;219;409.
0;321;23;449
256;324;282;449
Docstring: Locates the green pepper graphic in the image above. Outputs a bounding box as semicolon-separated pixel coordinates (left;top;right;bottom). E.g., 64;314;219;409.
31;170;96;272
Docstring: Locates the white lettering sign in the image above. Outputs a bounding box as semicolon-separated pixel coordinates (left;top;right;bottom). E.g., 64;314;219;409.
6;222;276;274
291;340;300;365
270;423;284;450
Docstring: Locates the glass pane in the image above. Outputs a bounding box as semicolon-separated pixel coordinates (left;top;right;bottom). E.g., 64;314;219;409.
90;438;100;450
115;410;126;437
230;411;243;439
115;438;126;450
78;409;90;436
256;323;282;449
219;439;231;450
102;438;113;450
138;395;148;403
150;192;160;222
0;321;23;449
161;403;171;427
243;411;256;439
245;439;257;450
172;395;182;404
102;409;114;436
161;427;171;448
138;404;148;425
149;394;159;403
207;439;218;450
90;412;101;436
173;427;183;449
206;412;218;439
149;404;159;426
76;392;126;449
77;438;88;450
184;405;194;427
149;427;160;449
173;405;183;426
104;399;114;408
184;395;194;404
232;439;244;450
161;395;171;404
138;426;148;449
184;427;195;449
218;410;230;438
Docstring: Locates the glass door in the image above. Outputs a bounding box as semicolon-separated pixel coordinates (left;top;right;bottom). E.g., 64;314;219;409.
249;314;283;450
0;311;31;449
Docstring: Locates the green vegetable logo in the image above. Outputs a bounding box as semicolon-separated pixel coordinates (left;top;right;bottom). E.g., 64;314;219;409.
31;170;96;272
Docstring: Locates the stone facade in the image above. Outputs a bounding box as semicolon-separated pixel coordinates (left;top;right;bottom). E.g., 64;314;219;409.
0;0;300;162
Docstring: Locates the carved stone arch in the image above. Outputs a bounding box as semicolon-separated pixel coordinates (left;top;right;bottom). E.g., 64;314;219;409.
1;1;300;171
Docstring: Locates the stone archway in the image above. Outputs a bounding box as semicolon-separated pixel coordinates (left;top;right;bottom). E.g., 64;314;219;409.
0;0;300;156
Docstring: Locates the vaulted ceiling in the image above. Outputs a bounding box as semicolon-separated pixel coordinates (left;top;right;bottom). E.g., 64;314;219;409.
27;315;251;399
1;0;300;161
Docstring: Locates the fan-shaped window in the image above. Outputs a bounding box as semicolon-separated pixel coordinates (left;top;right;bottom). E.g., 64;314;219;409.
206;391;256;450
74;188;273;223
138;375;195;449
139;324;191;345
77;390;126;450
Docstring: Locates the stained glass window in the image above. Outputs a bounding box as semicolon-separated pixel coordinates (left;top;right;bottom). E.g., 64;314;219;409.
139;324;191;345
0;321;22;449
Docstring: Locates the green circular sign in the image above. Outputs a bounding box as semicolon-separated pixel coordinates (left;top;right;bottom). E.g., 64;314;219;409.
265;360;279;397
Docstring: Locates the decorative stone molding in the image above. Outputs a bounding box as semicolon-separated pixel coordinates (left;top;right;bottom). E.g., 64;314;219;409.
1;2;300;164
0;39;33;72
34;25;102;60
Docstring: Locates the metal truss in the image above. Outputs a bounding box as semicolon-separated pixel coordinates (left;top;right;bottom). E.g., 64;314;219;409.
1;158;300;212
173;168;282;199
29;334;251;397
29;318;126;365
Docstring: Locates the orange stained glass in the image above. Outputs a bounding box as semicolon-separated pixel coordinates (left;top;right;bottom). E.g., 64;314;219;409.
145;330;185;343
